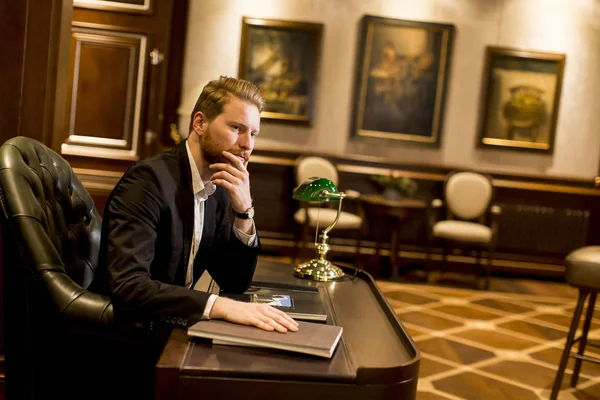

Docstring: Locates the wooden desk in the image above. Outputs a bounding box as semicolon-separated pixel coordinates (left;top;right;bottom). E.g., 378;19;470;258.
361;194;427;279
155;260;420;400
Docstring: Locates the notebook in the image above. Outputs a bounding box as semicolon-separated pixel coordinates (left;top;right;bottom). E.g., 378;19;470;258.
188;320;343;358
221;284;328;322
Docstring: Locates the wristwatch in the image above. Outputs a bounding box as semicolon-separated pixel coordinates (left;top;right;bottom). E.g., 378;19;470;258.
232;206;255;220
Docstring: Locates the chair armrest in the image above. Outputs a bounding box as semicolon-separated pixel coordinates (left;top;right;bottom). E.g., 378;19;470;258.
490;204;502;247
430;198;443;209
42;270;151;339
427;198;444;235
340;189;364;220
344;189;361;199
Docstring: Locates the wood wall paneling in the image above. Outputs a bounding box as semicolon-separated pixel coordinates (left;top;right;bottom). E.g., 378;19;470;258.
0;0;72;147
160;0;189;148
62;27;147;160
54;0;184;171
0;0;27;146
0;1;74;397
249;162;297;235
74;0;152;14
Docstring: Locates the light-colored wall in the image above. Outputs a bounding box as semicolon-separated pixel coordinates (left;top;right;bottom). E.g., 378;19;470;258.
178;0;600;180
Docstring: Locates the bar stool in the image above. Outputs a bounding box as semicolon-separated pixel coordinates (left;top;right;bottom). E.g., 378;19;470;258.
550;246;600;399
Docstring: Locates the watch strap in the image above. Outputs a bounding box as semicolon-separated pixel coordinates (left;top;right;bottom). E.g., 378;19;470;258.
232;206;253;220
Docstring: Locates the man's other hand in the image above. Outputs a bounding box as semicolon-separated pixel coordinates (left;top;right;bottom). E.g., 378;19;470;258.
210;297;299;333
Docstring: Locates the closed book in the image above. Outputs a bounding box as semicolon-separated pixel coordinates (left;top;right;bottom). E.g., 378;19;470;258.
221;285;328;322
187;320;343;358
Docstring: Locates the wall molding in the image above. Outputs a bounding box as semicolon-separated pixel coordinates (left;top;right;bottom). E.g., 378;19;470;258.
251;148;600;196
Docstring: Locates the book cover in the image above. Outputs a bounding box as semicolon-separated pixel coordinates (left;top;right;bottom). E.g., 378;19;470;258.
221;285;328;322
187;320;343;358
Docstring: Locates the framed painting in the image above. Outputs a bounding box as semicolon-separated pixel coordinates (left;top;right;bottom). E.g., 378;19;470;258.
238;17;323;125
351;15;454;146
478;46;566;153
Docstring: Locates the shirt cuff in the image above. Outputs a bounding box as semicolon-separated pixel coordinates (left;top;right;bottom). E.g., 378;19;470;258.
201;294;218;320
233;220;258;247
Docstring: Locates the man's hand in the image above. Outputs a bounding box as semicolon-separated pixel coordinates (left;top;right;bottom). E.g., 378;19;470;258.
209;151;252;215
210;296;299;333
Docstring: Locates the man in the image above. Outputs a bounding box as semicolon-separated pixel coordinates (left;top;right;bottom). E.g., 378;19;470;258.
94;76;298;335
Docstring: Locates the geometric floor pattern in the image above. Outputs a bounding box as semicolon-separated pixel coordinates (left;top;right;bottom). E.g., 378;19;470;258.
377;280;600;400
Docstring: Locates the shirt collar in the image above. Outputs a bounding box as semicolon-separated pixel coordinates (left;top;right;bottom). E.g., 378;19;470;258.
185;140;216;198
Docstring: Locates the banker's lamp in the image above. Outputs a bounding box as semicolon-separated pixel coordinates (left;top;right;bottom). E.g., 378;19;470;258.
292;177;346;281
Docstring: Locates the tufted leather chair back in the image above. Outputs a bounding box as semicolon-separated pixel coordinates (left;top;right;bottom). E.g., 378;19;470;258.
0;136;114;321
0;136;101;285
0;136;123;399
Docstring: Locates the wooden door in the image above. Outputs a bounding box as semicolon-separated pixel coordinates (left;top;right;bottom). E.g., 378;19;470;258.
54;0;187;176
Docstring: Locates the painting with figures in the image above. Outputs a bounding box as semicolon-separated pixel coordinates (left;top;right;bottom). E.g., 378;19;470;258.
238;17;323;125
351;15;454;146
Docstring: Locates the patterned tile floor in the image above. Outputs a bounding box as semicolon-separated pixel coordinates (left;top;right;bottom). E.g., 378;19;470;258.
377;279;600;400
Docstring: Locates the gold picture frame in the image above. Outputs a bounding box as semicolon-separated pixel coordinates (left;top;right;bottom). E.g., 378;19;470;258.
351;15;455;146
478;46;566;153
238;17;323;126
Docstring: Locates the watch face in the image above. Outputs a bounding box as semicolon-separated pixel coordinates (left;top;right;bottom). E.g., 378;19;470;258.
247;207;255;219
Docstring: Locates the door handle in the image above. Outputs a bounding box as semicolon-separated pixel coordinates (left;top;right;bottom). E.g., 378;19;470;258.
595;177;600;187
145;129;157;145
144;48;163;152
149;48;164;65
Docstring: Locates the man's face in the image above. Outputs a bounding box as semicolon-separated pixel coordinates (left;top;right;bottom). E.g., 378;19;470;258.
198;96;260;166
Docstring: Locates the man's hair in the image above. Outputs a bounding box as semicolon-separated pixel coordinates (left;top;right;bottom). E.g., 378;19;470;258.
188;76;265;133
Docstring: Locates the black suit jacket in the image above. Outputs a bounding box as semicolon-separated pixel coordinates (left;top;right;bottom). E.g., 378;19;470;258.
93;141;260;326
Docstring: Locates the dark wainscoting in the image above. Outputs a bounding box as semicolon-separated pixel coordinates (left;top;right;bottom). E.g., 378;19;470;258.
77;148;600;280
246;149;600;279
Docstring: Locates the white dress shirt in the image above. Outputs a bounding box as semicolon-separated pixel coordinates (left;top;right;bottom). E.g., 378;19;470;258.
185;141;257;319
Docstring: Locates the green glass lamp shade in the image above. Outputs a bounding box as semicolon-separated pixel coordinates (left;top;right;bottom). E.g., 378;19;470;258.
292;176;346;282
293;177;340;202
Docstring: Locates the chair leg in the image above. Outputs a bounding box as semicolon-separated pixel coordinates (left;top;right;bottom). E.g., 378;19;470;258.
474;250;482;289
442;244;449;265
550;289;589;400
292;224;301;264
440;244;449;280
354;227;362;269
571;291;597;387
304;222;312;256
425;237;433;280
293;221;310;263
293;234;300;264
485;248;493;290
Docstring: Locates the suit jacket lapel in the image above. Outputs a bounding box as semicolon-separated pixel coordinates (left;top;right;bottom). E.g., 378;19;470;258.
194;191;217;282
175;141;194;285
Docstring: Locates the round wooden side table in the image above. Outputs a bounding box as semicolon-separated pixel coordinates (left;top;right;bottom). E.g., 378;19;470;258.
360;194;427;279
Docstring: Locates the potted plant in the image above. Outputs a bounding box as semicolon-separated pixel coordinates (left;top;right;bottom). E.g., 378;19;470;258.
370;173;418;200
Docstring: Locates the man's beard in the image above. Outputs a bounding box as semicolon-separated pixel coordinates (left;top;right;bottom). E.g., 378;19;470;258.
200;127;249;165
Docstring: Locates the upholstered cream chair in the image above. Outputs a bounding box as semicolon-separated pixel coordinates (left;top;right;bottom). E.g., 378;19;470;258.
427;171;501;289
293;156;364;263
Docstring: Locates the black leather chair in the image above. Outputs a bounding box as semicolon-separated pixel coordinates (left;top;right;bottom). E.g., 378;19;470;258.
0;137;153;399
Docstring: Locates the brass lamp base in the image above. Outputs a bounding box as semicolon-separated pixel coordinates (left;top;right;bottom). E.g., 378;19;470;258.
294;258;345;282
